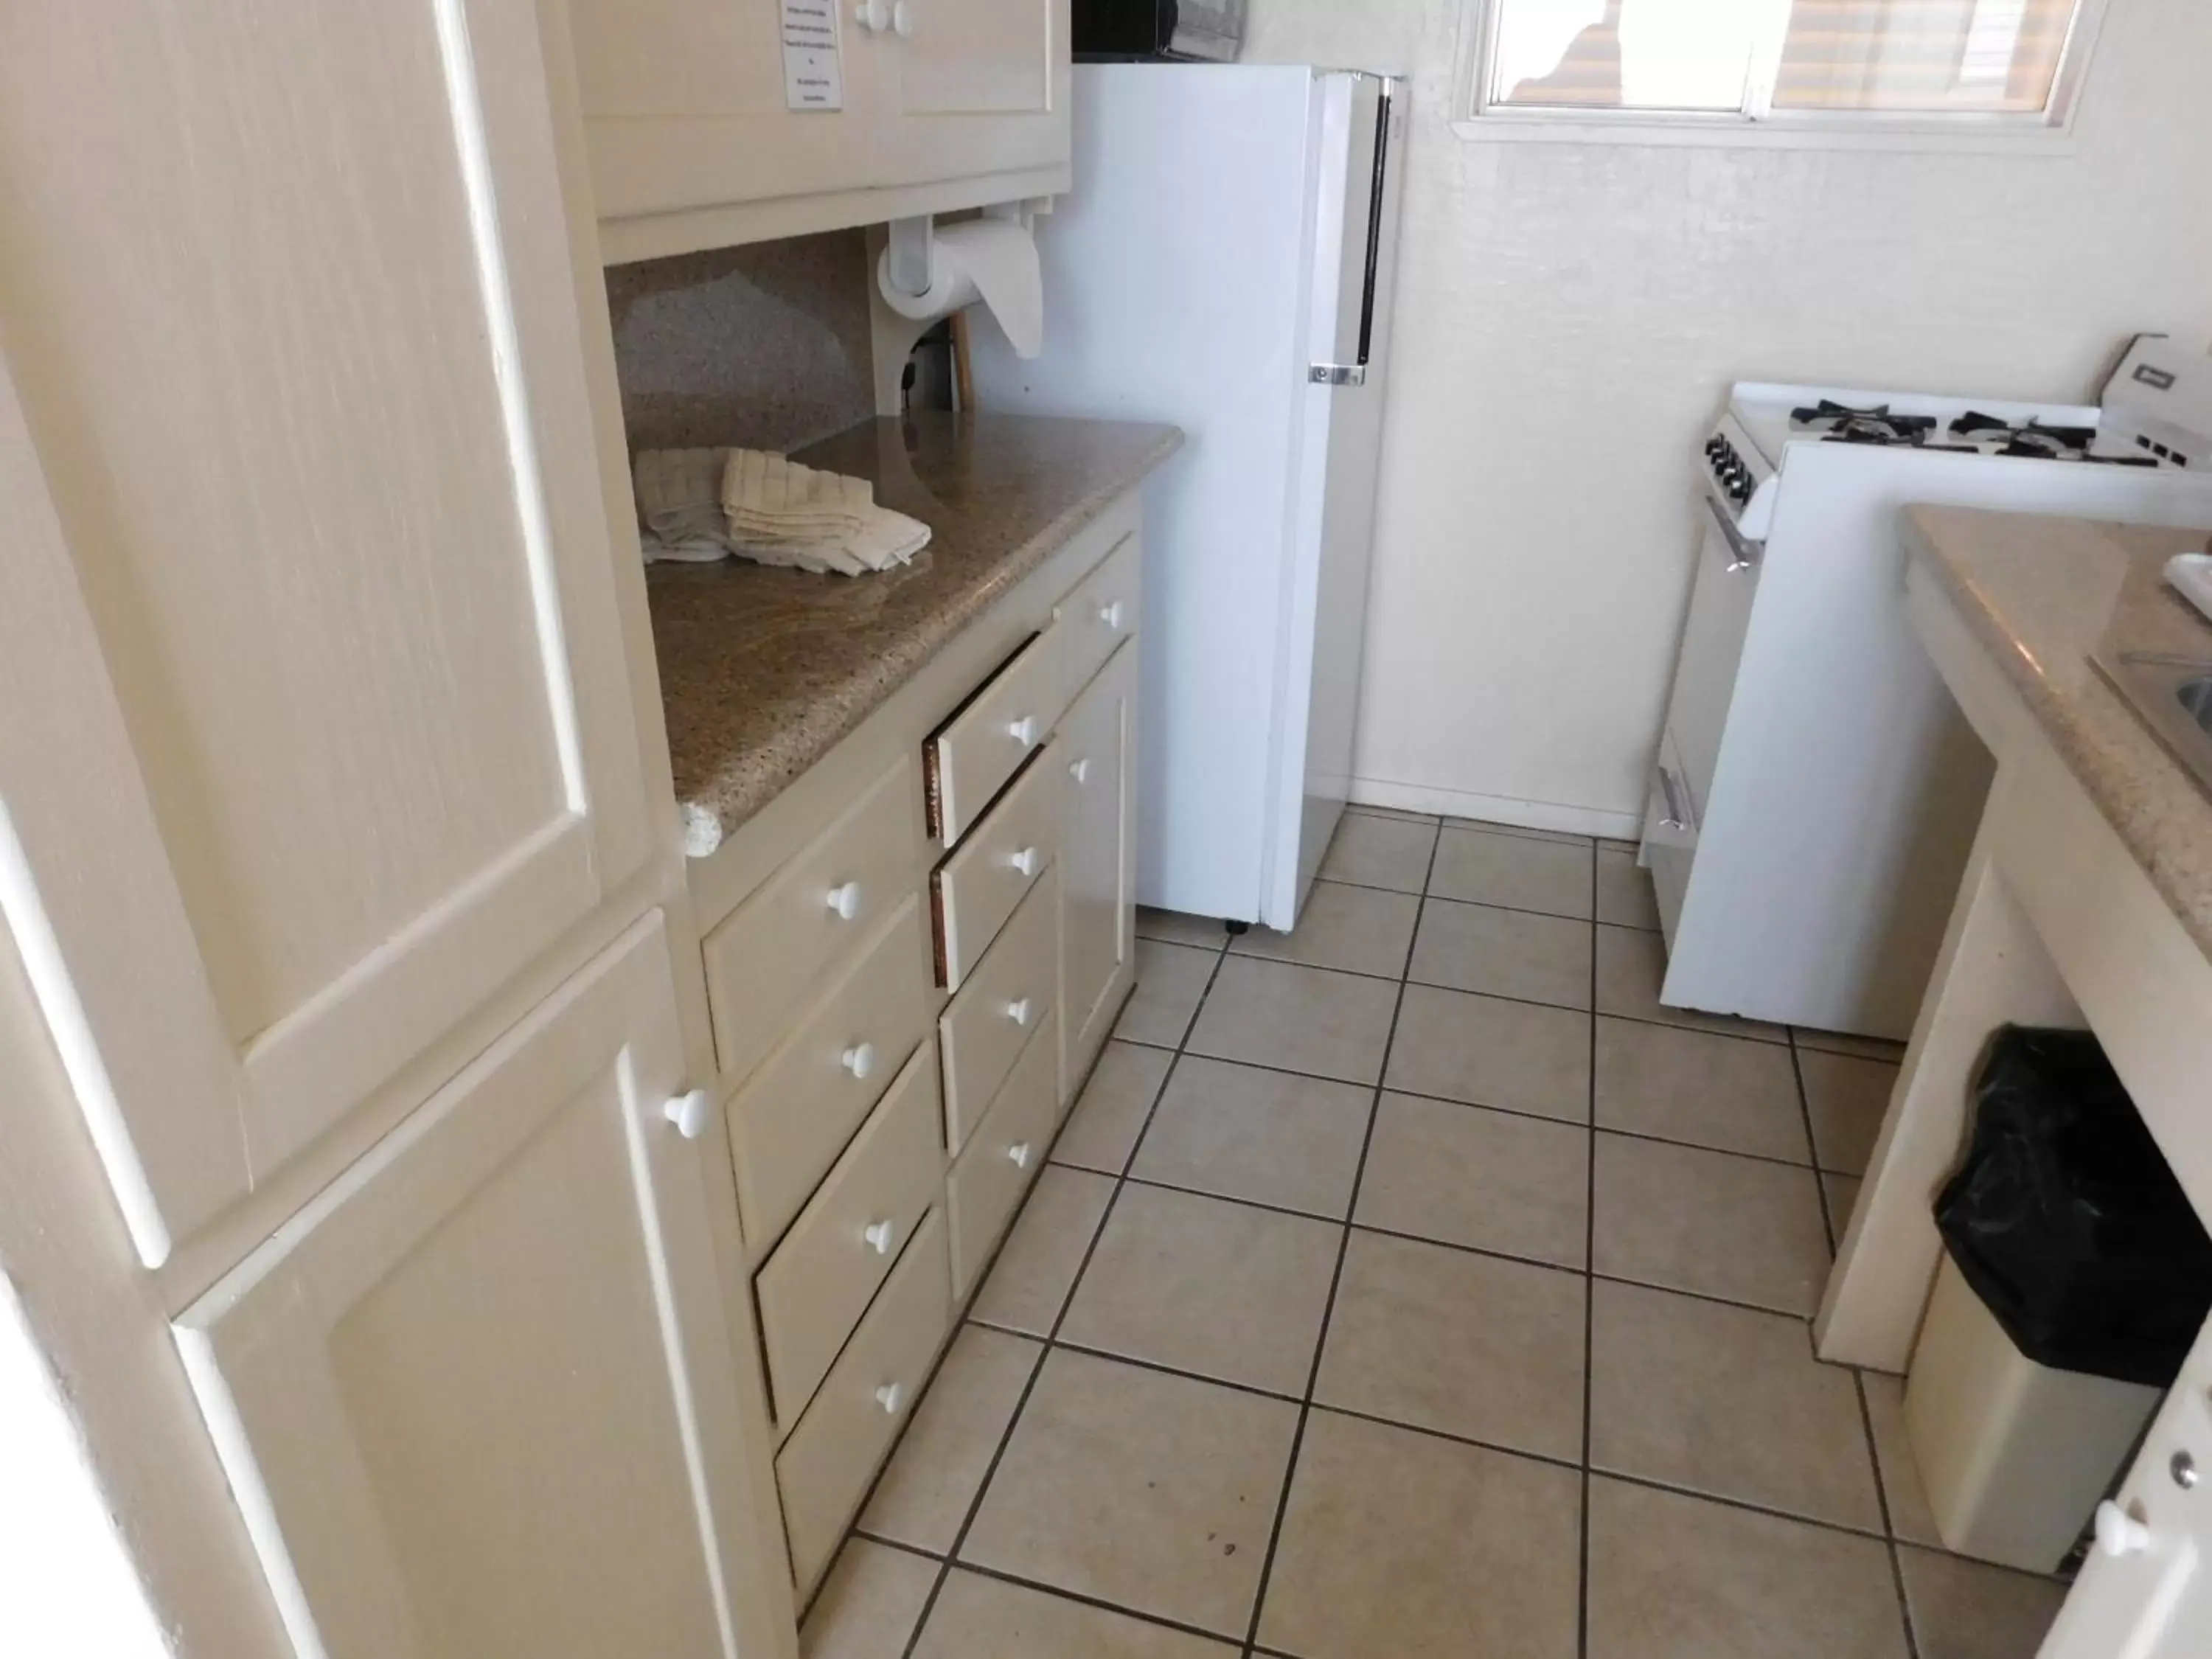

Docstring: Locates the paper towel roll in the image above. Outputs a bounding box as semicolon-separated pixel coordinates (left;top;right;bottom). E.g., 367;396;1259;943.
875;219;1043;359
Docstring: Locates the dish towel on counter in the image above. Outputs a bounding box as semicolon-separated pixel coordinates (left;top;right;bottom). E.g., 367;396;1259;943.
633;447;931;576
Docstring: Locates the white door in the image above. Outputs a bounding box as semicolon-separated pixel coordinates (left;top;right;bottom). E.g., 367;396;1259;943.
2039;1315;2212;1658
173;915;793;1659
0;0;655;1262
570;0;882;221
1059;643;1138;1095
869;0;1071;188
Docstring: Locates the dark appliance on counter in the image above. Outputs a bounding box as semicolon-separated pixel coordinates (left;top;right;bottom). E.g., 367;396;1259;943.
1073;0;1244;61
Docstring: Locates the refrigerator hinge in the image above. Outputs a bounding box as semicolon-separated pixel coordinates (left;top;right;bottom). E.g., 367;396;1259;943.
1309;364;1366;387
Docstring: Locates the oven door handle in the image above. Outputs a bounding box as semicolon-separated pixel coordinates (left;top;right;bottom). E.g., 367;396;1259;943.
1703;493;1762;573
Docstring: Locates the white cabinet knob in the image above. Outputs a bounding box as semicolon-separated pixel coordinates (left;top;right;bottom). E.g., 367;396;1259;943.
1009;846;1040;878
841;1043;877;1080
1069;757;1091;786
826;881;863;921
854;0;889;30
1097;599;1125;630
1007;997;1034;1028
663;1089;712;1141
874;1382;905;1415
2096;1501;2152;1557
863;1219;898;1256
892;0;914;36
1009;714;1039;748
1006;1141;1034;1171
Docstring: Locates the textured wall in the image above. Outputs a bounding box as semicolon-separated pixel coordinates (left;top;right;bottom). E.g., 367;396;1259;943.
1242;0;2212;832
604;230;876;457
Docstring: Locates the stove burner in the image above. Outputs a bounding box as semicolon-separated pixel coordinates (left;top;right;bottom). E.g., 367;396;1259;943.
1949;412;2098;459
1793;400;1939;445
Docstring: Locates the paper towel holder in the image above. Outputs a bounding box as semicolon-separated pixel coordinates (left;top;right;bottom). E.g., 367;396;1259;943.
869;201;1053;416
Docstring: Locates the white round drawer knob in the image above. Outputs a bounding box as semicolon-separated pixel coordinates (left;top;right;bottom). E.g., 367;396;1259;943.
1009;714;1039;748
1007;997;1034;1028
892;0;914;35
855;0;888;29
663;1089;712;1141
1006;1141;1034;1171
1069;757;1091;785
1009;845;1040;878
1097;599;1125;630
841;1043;877;1081
863;1219;898;1256
874;1382;906;1416
2096;1501;2152;1558
827;881;863;921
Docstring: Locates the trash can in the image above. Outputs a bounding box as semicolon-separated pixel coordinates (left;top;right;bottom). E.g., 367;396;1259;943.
1904;1026;2212;1574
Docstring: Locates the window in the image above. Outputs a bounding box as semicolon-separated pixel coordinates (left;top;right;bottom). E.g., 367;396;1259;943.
1470;0;2098;129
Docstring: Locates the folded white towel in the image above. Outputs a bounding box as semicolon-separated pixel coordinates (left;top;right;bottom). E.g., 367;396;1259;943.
632;446;932;575
633;449;731;546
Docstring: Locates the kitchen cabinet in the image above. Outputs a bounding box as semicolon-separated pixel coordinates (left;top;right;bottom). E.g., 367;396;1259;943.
172;917;771;1659
567;0;1071;262
1058;639;1138;1095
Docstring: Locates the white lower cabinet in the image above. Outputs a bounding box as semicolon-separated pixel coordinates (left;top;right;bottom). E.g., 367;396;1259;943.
1059;640;1138;1094
173;914;785;1659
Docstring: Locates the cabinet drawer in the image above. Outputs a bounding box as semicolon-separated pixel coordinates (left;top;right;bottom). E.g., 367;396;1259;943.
703;757;919;1086
926;625;1062;848
940;865;1059;1158
728;897;932;1254
931;742;1059;991
776;1207;953;1598
1057;533;1141;709
947;1009;1060;1301
757;1041;945;1432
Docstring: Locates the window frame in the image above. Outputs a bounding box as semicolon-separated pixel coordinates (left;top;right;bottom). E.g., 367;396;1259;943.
1450;0;2112;152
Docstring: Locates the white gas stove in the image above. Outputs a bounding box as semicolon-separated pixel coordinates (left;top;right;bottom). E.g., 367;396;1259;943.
1646;336;2212;1042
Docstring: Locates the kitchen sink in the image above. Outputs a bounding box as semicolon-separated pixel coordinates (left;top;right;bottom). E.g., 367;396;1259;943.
2092;650;2212;799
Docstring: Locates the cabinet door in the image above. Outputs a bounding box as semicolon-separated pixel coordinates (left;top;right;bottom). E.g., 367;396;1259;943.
0;0;654;1259
1058;641;1138;1095
173;915;794;1659
571;0;881;223
869;0;1071;188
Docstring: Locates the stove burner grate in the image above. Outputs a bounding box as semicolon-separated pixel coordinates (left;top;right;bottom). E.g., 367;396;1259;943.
1793;400;1939;445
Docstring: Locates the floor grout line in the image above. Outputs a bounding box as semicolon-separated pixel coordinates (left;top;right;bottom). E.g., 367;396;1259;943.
1579;838;1598;1659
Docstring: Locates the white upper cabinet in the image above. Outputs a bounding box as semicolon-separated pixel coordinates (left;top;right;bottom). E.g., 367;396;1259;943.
0;0;657;1262
567;0;1071;260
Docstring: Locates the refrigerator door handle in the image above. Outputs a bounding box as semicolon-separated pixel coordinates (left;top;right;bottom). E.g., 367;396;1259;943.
1308;76;1397;391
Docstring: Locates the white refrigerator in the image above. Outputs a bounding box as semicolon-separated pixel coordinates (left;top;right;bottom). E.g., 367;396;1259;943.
969;63;1406;930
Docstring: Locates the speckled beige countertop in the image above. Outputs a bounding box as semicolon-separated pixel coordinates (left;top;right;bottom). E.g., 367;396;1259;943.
1904;504;2212;957
647;411;1181;840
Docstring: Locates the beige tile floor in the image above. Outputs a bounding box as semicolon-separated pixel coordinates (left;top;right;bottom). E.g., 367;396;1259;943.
804;810;2073;1659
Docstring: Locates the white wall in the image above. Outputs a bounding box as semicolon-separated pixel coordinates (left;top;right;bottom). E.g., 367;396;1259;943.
1242;0;2212;835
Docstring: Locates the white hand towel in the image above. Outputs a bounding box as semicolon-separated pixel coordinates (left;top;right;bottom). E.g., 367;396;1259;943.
633;448;731;545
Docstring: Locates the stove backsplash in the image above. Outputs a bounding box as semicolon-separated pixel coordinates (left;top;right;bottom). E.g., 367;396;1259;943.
604;230;875;459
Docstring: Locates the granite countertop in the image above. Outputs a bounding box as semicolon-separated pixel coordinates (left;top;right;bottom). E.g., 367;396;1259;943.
1903;504;2212;957
647;411;1182;843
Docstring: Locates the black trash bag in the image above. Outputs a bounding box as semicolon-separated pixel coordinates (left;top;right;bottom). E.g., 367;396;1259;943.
1935;1026;2212;1389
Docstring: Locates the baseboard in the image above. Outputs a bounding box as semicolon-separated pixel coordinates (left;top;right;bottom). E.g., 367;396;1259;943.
1349;776;1643;844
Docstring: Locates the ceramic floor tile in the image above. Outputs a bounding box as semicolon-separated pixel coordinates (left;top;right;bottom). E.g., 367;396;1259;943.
861;1326;1043;1553
1595;847;1662;931
1185;957;1398;1086
1382;984;1591;1123
1589;1279;1885;1531
1345;802;1438;825
1255;1409;1582;1659
1408;898;1593;1011
1898;1546;2068;1659
1315;1230;1587;1459
1445;817;1591;848
912;1569;1240;1659
801;1539;942;1659
1826;1173;1865;1251
1585;1477;1908;1659
1054;1042;1176;1175
1594;924;1787;1043
969;1166;1116;1336
1593;1133;1832;1315
1357;1093;1589;1268
1317;811;1436;894
1129;1055;1371;1219
1228;880;1419;979
1795;1027;1909;1063
1799;1049;1899;1176
1058;1183;1340;1396
1861;1372;1942;1548
1116;940;1220;1049
1136;908;1231;952
1426;824;1594;919
1593;1017;1812;1164
960;1349;1298;1639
